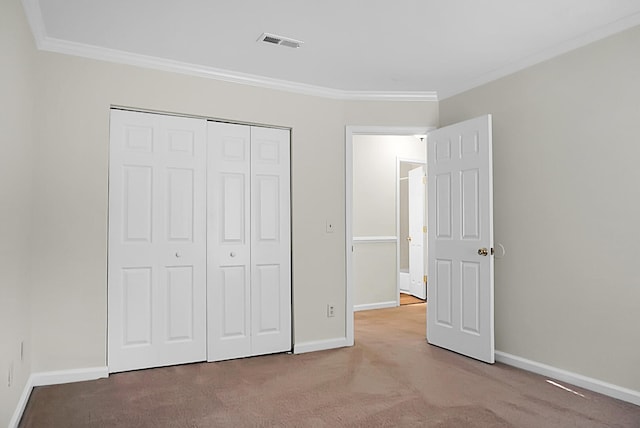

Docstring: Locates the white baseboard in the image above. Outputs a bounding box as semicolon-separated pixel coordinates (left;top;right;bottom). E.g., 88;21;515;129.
30;366;108;387
293;337;351;354
354;301;397;312
9;374;35;428
495;351;640;406
9;366;108;428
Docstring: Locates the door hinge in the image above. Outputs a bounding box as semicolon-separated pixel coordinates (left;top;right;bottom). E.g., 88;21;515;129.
423;275;427;284
422;226;427;233
422;176;426;184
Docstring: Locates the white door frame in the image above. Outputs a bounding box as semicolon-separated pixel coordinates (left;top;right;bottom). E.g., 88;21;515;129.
396;157;426;302
345;125;433;346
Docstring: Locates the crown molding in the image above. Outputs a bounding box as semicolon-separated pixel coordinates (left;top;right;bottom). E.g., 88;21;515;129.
39;36;438;102
21;0;46;46
23;0;640;102
21;1;437;102
439;10;640;99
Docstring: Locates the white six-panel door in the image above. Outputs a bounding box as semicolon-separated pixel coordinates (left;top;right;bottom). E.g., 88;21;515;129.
207;122;291;361
207;122;252;361
426;115;494;364
408;166;427;300
108;110;207;372
250;126;292;356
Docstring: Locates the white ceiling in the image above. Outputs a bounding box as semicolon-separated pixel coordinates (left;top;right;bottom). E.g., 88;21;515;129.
23;0;640;99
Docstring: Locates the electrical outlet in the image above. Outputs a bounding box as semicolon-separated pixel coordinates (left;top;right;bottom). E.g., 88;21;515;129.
327;304;335;318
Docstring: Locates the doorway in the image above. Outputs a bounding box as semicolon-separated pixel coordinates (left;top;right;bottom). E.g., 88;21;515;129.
345;126;433;346
347;116;495;363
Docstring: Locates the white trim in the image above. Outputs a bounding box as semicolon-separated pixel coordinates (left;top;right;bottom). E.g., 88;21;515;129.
339;91;438;102
31;366;109;386
9;374;34;428
345;126;434;348
9;367;108;428
353;235;397;243
20;0;46;47
347;126;433;136
293;337;350;354
439;12;640;99
345;128;354;347
354;301;398;312
37;37;437;102
495;351;640;406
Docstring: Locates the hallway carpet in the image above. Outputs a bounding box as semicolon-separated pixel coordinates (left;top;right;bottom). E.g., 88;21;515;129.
20;304;640;427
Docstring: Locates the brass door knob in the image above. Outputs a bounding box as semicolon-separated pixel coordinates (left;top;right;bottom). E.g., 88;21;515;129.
478;247;488;256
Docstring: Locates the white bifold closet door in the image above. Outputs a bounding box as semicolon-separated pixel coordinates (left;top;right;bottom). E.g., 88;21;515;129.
207;122;291;362
108;110;207;373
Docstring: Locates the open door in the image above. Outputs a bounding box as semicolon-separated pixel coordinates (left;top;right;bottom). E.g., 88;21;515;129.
426;115;494;364
408;166;426;300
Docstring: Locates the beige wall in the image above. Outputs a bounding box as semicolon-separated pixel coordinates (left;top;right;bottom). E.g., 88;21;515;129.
352;136;426;306
0;1;35;425
441;25;640;391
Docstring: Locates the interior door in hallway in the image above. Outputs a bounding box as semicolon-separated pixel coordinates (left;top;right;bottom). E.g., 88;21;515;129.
108;109;207;373
207;122;291;362
426;115;494;364
408;165;426;300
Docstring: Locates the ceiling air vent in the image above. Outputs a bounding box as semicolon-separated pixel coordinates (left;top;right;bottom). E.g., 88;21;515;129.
258;33;303;49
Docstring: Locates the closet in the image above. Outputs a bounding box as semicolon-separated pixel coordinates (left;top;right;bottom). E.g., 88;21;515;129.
107;110;291;372
207;122;291;362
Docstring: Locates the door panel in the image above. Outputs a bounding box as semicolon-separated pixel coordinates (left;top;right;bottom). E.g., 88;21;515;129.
461;170;480;239
461;262;480;334
167;168;194;242
122;166;152;242
122;267;152;345
208;122;252;361
108;110;207;373
435;173;452;238
166;266;194;342
427;115;494;364
222;174;246;242
435;260;452;326
221;266;248;337
255;264;281;333
250;126;291;356
256;176;280;241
